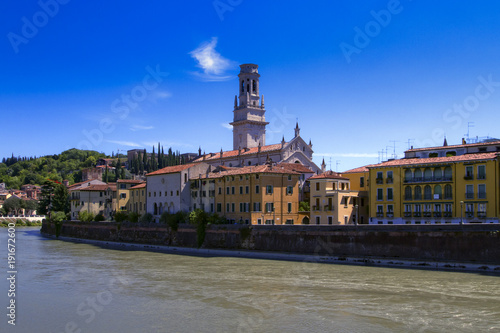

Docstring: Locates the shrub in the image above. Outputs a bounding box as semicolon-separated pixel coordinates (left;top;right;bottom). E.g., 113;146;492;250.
78;211;94;222
189;209;209;248
139;213;153;224
128;212;139;223
114;211;129;223
94;213;106;222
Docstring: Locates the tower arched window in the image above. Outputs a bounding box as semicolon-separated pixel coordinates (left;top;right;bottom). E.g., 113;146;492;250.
405;169;412;182
241;81;244;93
405;186;412;200
252;80;257;93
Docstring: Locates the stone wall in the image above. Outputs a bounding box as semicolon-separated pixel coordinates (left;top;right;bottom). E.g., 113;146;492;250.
41;222;500;264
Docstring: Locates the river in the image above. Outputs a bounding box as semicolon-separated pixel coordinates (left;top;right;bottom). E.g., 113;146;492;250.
1;227;499;332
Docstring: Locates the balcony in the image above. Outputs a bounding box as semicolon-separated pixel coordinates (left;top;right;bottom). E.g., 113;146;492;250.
386;212;394;218
312;206;321;212
443;212;452;217
477;212;487;218
477;174;486;180
404;212;412;217
404;176;452;183
376;178;384;184
464;175;473;180
466;212;474;218
433;212;442;218
324;205;334;211
386;178;394;184
413;212;421;217
423;212;432;217
376;212;384;218
478;192;486;199
465;193;474;199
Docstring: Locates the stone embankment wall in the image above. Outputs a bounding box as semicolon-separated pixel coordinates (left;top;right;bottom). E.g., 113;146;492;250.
41;222;500;264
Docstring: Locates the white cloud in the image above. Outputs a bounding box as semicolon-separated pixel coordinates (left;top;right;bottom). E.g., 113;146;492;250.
221;123;232;130
106;140;142;147
316;153;379;158
189;37;236;81
130;125;154;131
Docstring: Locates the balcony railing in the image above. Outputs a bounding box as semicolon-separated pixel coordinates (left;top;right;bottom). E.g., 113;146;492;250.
478;193;486;199
413;212;421;217
404;212;412;217
376;178;383;184
466;212;474;218
386;213;394;218
312;206;321;211
404;196;412;201
477;175;486;180
477;212;487;218
376;212;384;217
433;212;442;218
324;205;334;211
443;195;453;200
465;193;474;199
464;175;473;180
386;178;394;184
443;212;452;217
423;212;432;217
404;176;452;183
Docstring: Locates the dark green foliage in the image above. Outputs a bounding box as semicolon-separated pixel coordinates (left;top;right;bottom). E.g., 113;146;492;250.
189;209;209;248
38;180;70;215
3;197;23;216
139;213;153;224
114;211;129;223
299;201;310;212
78;211;94;222
240;226;251;242
128;212;139;223
94;213;106;222
160;211;187;231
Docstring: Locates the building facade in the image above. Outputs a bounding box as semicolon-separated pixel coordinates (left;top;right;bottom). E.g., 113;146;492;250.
128;183;146;216
116;179;144;211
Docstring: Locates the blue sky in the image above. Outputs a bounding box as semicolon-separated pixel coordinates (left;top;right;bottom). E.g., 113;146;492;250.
1;1;500;171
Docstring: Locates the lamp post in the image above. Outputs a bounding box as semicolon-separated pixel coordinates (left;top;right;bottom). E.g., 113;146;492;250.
460;200;464;225
355;204;358;226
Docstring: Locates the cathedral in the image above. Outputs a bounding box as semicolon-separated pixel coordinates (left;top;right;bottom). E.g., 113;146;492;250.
194;64;320;173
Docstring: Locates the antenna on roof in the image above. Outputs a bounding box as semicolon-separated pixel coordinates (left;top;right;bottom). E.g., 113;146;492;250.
336;160;340;172
465;122;475;143
407;139;414;150
389;140;398;159
329;157;332;171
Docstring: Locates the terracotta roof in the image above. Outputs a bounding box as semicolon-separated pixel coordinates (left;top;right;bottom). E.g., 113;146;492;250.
342;165;374;174
81;184;117;192
192;143;283;162
117;179;143;184
146;163;199;176
369;152;499;168
308;170;349;180
197;164;300;179
407;140;500;152
129;183;146;189
277;162;314;173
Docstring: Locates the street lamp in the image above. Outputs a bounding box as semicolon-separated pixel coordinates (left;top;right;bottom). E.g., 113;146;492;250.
354;204;358;226
460;200;464;225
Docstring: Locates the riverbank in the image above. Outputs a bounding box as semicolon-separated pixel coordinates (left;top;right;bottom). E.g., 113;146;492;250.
41;232;500;274
41;221;500;273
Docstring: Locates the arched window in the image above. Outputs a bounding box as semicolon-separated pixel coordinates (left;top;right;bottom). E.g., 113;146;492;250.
444;166;452;180
434;167;442;180
434;185;442;199
444;184;452;199
252;80;257;93
241;81;244;92
414;186;422;200
405;186;412;200
405;169;412;182
424;168;432;181
247;79;250;92
154;203;158;215
424;185;432;200
414;168;422;181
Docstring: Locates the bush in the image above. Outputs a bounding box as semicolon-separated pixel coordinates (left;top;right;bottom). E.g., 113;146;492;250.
189;209;209;248
15;219;25;226
52;211;67;223
94;213;106;222
139;213;153;224
78;211;94;222
114;211;129;223
160;211;187;231
128;212;139;223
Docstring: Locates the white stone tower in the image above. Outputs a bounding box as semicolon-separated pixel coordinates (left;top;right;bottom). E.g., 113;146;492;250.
230;64;268;150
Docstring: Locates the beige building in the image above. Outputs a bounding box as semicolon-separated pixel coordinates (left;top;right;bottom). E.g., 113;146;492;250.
69;180;115;220
308;171;360;225
128;183;147;216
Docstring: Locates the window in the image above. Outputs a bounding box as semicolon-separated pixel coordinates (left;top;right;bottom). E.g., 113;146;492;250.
120;184;126;189
231;203;235;212
376;171;383;184
226;203;230;212
434;185;442;199
377;171;383;179
231;187;235;195
255;185;260;194
404;169;412;182
414;204;421;213
465;166;473;179
315;182;320;191
444;203;452;213
184;174;187;183
387;171;393;179
444;184;452;199
434;167;442;180
245;186;249;194
226;187;230;195
387;188;393;201
414;168;422;181
255;174;260;180
466;184;474;199
218;187;222;195
176;190;179;196
360;177;364;187
253;202;261;212
100;192;103;197
424;185;432;200
387;204;394;215
328;216;333;225
120;193;126;199
287;202;292;213
414;186;422;200
424;168;432;181
266;202;274;212
257;219;262;225
286;186;293;195
217;203;222;213
477;165;486;179
404;204;412;213
266;185;273;194
316;216;320;225
288;175;292;181
377;188;383;201
239;186;243;195
405;186;412;200
478;203;487;217
377;205;383;215
99;201;103;207
478;184;486;199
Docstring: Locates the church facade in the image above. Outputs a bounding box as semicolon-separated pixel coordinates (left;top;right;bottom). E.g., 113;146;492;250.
194;64;320;173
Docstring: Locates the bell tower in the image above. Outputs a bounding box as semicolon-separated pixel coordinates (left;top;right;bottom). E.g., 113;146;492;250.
230;64;269;150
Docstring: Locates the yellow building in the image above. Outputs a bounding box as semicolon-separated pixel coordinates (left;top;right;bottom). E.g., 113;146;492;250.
308;171;360;225
368;140;500;224
342;165;372;224
116;179;144;212
199;163;302;225
128;182;147;215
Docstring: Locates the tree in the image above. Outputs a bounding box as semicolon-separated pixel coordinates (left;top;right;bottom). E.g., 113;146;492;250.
38;180;70;216
3;197;23;216
299;201;310;212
